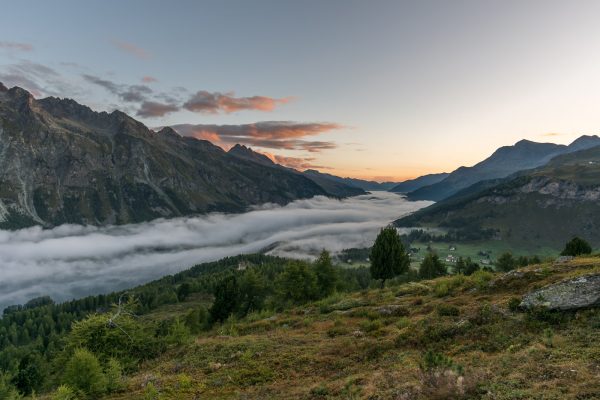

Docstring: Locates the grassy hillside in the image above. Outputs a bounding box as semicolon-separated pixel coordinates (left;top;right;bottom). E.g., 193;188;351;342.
396;146;600;250
57;258;600;399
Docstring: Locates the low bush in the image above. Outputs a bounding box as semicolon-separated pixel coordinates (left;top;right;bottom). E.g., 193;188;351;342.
437;304;460;317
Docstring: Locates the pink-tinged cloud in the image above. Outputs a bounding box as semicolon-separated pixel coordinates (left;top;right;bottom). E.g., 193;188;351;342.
136;101;179;118
170;121;341;152
540;132;562;137
0;41;33;51
142;76;158;83
261;152;329;170
111;39;150;59
183;91;291;114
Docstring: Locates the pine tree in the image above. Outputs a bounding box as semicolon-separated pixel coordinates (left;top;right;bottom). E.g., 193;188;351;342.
370;226;410;288
313;250;338;297
209;276;240;323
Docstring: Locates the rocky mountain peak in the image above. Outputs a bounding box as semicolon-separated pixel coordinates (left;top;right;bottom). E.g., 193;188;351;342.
157;127;180;137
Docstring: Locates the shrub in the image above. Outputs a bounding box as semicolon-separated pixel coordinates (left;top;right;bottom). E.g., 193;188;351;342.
360;319;383;333
437;304;460;317
310;384;329;397
177;373;192;389
543;328;554;348
166;318;191;346
472;303;495;325
51;385;78;400
105;358;124;392
143;382;159;400
63;348;107;398
184;306;209;333
419;254;447;279
327;319;350;337
68;313;160;366
275;261;319;307
507;297;521;312
465;270;494;290
418;350;476;399
561;237;592;256
0;374;21;400
496;253;516;272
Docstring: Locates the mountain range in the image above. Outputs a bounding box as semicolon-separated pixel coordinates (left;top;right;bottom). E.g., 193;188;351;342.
0;84;361;229
227;145;367;197
405;136;600;201
388;172;449;193
396;140;600;247
302;169;399;191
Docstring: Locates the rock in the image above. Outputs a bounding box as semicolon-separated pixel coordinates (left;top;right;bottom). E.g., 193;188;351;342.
520;273;600;311
555;256;574;263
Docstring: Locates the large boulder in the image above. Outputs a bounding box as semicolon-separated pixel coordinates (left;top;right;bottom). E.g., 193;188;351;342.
520;273;600;311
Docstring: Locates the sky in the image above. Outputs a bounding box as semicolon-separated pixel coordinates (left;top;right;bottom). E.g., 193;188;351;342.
2;0;600;181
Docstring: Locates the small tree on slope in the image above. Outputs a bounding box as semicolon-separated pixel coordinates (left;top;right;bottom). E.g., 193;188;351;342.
370;226;410;288
561;236;592;257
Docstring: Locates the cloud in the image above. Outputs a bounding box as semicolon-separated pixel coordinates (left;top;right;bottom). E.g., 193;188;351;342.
111;39;150;59
183;91;291;114
137;101;179;118
0;41;33;51
171;121;341;152
540;132;562;137
0;61;81;98
0;192;431;309
142;76;158;83
82;74;153;103
263;152;329;170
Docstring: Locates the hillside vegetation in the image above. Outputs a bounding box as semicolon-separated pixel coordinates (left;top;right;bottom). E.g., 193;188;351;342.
7;254;597;400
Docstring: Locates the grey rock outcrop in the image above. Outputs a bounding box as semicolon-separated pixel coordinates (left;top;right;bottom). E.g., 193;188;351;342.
520;274;600;311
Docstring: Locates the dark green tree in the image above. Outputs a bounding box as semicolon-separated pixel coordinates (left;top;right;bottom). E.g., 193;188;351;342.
313;250;338;297
209;276;239;323
456;257;480;276
419;253;447;279
238;269;267;317
176;282;192;301
496;252;516;272
455;257;466;274
276;261;319;306
370;226;410;288
561;237;592;256
463;258;480;276
12;353;43;395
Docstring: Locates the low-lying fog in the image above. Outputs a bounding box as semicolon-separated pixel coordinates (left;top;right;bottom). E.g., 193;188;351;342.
0;192;431;310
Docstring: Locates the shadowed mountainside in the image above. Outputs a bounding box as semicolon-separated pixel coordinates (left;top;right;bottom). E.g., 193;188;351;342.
0;84;336;229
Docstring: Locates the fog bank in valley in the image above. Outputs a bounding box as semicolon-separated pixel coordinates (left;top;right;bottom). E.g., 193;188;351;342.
0;192;430;309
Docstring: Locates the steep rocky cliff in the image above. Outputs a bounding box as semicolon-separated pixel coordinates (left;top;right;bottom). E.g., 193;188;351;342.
0;84;330;228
